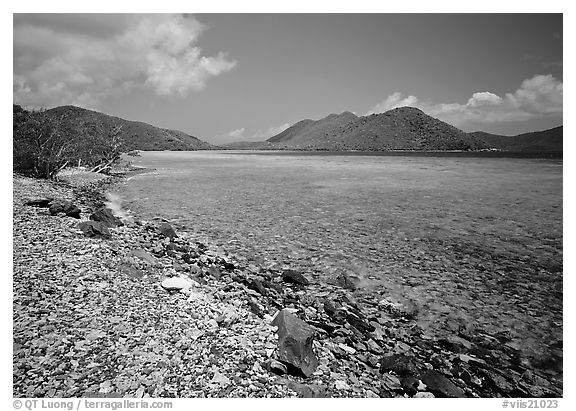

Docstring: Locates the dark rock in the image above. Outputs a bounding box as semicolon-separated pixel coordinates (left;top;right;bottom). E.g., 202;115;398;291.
401;376;420;396
151;245;164;256
222;261;236;271
49;201;81;218
246;277;268;296
367;355;380;369
420;370;466;398
78;221;111;239
336;273;360;290
438;337;466;353
158;222;177;239
272;309;319;378
380;373;403;392
281;269;310;286
207;266;221;280
323;300;347;323
285;380;326;398
378;388;394;398
118;262;144;279
266;359;288;376
24;198;53;208
451;365;472;385
90;207;123;228
346;313;375;334
469;345;494;360
166;249;177;258
173;243;190;253
379;354;421;377
249;301;264;318
308;320;336;335
127;249;157;266
182;253;198;264
478;368;515;395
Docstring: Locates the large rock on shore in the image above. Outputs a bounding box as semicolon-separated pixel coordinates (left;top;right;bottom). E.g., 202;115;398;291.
78;221;111;239
49;200;81;218
420;370;466;398
281;269;310;286
158;222;177;239
379;354;421;377
24;198;53;208
90;207;123;228
272;309;318;378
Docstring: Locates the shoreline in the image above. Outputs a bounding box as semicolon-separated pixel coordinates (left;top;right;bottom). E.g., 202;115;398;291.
13;170;563;398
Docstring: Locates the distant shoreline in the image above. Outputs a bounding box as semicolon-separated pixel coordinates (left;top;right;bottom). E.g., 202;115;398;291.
221;149;563;159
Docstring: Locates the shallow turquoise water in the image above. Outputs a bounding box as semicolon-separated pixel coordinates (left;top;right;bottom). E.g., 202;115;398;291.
115;150;563;363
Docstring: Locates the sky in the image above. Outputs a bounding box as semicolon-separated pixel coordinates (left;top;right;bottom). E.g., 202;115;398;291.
13;13;563;144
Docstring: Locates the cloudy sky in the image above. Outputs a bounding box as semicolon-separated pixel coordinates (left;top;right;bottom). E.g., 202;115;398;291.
13;13;563;144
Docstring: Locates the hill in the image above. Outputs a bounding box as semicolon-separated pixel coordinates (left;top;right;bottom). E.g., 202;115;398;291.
43;105;215;151
470;127;563;152
265;107;486;151
220;141;276;150
268;111;358;145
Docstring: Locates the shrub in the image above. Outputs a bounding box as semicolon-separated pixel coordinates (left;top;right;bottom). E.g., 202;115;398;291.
13;105;125;179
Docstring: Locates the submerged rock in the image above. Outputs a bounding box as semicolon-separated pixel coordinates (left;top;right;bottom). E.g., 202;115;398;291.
127;249;157;266
336;273;360;290
272;308;318;377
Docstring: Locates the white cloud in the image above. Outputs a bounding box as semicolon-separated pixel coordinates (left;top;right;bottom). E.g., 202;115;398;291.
367;92;419;113
227;128;246;138
367;74;562;127
13;14;237;108
251;123;290;140
213;122;291;145
466;92;502;107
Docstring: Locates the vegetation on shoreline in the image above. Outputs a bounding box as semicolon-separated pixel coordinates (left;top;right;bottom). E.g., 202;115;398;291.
13;104;217;179
13;105;125;179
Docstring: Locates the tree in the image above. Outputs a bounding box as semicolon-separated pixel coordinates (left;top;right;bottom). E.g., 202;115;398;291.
13;105;126;179
14;107;77;178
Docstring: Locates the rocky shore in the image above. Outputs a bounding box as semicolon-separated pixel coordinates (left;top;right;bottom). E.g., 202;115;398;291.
13;172;562;398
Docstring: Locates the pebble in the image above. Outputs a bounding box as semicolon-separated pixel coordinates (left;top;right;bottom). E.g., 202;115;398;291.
12;174;563;399
414;392;435;398
161;277;193;291
206;319;219;329
334;380;350;390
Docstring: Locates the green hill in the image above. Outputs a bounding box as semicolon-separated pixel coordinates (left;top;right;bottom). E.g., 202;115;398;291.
44;105;215;151
266;107;486;151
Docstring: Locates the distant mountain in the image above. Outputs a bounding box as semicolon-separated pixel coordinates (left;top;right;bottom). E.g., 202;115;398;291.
470;126;563;152
265;107;486;151
220;141;277;150
43;105;215;151
268;111;358;144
